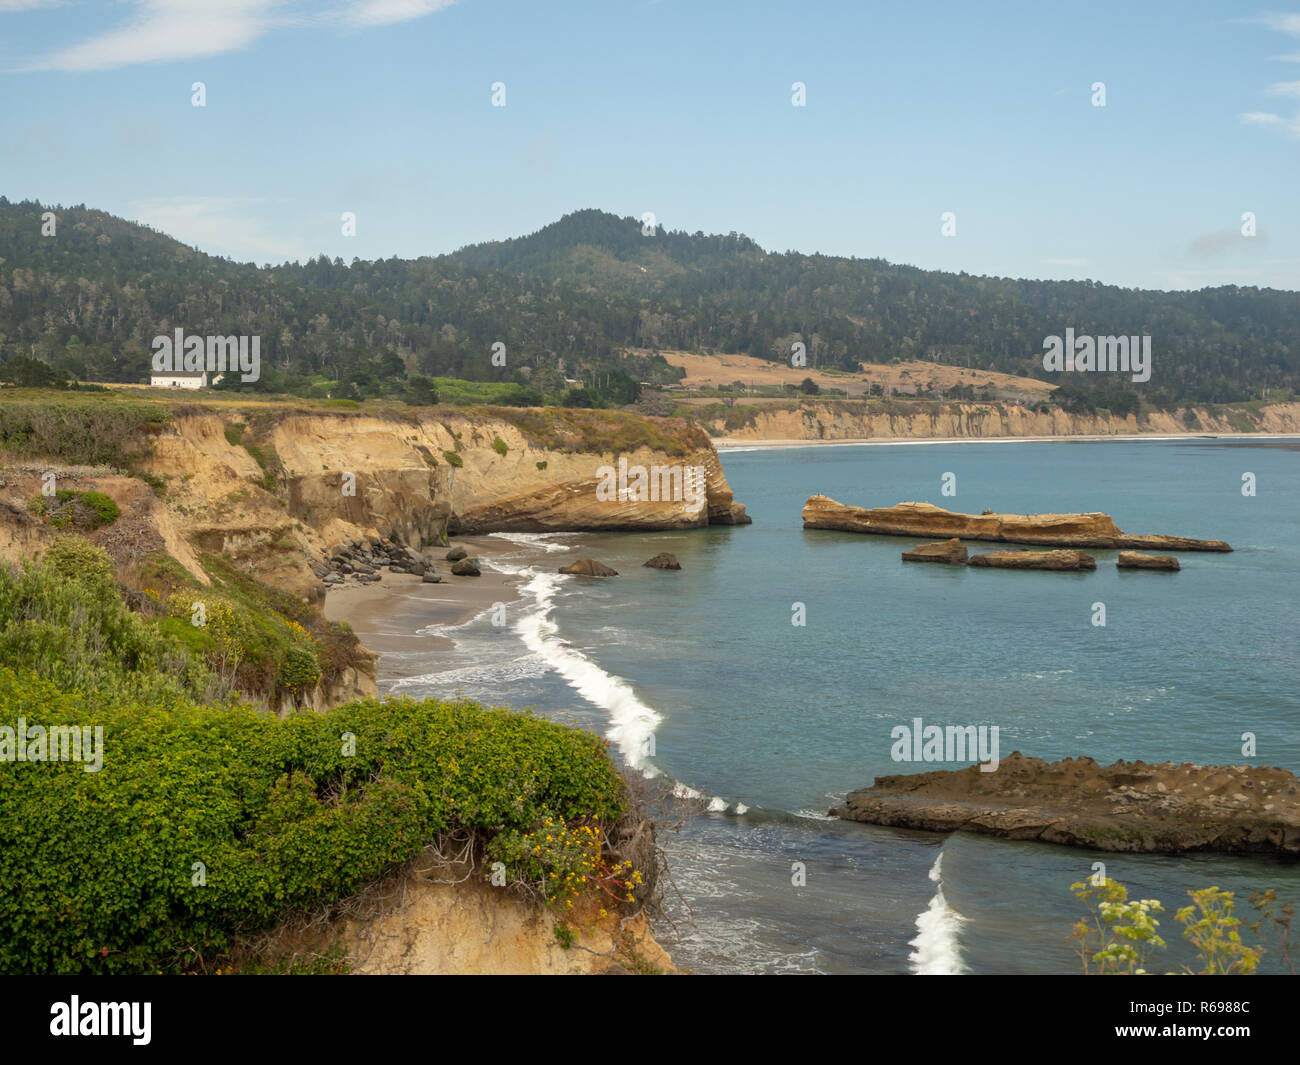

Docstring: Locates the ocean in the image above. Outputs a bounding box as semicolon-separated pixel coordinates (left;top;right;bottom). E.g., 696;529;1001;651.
385;438;1300;974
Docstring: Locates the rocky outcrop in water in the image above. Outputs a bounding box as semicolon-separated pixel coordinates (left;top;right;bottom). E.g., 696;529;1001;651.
803;498;1231;552
1118;551;1179;571
901;538;968;564
559;558;618;577
967;549;1096;571
643;553;682;570
831;752;1300;854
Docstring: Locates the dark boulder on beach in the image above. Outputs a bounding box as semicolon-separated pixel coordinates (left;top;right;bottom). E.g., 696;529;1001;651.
422;572;442;583
446;546;468;562
643;553;681;570
450;558;481;576
559;558;619;577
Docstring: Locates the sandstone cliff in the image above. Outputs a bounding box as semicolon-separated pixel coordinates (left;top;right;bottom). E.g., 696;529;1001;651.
0;402;749;713
0;404;748;604
711;399;1300;442
831;752;1300;855
269;851;676;975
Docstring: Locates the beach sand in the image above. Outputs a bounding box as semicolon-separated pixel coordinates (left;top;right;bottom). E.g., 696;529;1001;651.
323;535;529;681
714;431;1300;450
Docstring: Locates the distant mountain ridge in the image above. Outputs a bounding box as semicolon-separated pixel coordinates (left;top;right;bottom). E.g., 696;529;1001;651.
1;198;1297;408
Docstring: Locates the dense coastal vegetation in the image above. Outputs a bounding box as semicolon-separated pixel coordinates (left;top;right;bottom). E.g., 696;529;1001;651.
0;392;695;974
0;537;637;974
3;200;1299;413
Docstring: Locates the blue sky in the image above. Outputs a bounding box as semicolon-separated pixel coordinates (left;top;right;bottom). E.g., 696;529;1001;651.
2;0;1298;291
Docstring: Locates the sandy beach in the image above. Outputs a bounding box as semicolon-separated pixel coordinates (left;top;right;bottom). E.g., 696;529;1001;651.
714;431;1300;450
323;535;531;682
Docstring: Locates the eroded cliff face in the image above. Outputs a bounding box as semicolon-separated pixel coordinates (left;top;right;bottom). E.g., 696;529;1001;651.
712;400;1300;441
96;404;746;609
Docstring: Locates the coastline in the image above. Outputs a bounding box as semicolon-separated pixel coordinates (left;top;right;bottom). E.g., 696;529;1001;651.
323;534;531;683
714;430;1300;451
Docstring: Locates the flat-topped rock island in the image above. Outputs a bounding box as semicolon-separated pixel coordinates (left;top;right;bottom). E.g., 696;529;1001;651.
802;497;1232;552
831;753;1300;855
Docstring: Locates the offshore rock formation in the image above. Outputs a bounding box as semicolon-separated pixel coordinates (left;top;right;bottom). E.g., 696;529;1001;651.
803;498;1231;552
643;553;682;570
901;538;968;564
967;549;1096;571
1118;551;1180;571
831;752;1300;855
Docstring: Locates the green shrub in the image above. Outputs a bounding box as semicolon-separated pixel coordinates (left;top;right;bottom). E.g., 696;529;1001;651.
28;489;120;531
0;679;626;974
42;535;116;585
0;395;171;467
492;436;508;457
241;440;282;492
0;542;213;705
442;450;463;468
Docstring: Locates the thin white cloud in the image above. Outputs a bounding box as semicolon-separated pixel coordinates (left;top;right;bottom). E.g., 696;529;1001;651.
341;0;455;28
0;0;64;11
1249;13;1300;36
28;0;286;71
1240;15;1300;137
129;196;311;263
20;0;456;72
1040;258;1088;266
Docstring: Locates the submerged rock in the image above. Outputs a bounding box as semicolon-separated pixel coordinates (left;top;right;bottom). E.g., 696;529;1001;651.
642;553;681;570
901;538;968;564
1118;551;1180;571
559;558;619;577
967;549;1096;571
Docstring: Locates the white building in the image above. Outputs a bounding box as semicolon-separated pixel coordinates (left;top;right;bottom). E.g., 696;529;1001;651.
150;370;217;389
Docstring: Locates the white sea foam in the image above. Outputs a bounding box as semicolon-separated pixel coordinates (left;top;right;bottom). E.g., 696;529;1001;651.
512;569;747;812
792;808;836;822
907;852;967;975
515;569;664;773
487;531;579;553
390;653;551;692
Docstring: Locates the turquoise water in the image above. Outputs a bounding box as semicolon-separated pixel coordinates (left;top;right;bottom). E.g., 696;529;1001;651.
391;439;1300;974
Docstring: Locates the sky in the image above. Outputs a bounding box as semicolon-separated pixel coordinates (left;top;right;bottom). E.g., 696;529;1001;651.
1;0;1298;291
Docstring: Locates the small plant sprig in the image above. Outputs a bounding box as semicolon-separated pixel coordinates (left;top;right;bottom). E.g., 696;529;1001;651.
1070;877;1165;975
493;815;643;914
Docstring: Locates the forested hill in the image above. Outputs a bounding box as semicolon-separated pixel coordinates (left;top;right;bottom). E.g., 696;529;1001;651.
1;198;1297;408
